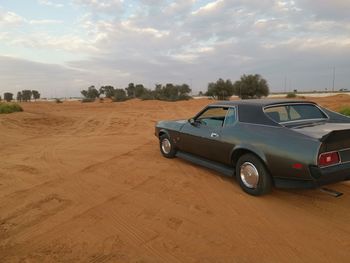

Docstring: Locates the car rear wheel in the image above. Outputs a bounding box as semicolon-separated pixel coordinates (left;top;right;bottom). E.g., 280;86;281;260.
236;153;272;196
159;134;176;158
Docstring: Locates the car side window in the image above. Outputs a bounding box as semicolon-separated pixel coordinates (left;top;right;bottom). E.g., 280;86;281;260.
196;107;228;128
224;107;237;127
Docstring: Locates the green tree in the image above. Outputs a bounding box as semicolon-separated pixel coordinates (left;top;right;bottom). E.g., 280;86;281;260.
22;90;32;102
140;90;155;100
151;83;191;101
179;84;191;95
32;90;40;101
17;91;22;102
178;84;191;100
206;79;234;100
81;86;100;100
161;83;177;100
81;90;88;98
125;83;135;98
113;89;128;102
134;84;147;98
233;74;269;99
4;92;13;102
154;84;162;99
99;85;115;98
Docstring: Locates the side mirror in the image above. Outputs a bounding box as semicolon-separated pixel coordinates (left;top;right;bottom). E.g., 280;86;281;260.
188;118;195;125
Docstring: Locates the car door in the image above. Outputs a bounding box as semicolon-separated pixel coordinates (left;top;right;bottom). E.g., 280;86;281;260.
180;106;229;163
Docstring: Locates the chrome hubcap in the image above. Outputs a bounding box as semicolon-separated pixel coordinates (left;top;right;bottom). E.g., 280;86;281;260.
240;162;259;189
161;138;171;154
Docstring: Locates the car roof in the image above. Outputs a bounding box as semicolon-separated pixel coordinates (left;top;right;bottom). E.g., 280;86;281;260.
206;99;318;127
209;99;316;108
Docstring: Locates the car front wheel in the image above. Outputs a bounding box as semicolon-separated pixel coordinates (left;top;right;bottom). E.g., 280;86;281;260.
236;153;272;196
159;134;176;158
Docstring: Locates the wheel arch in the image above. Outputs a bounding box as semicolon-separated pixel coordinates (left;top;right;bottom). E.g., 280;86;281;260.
158;129;170;139
231;145;274;186
231;145;268;170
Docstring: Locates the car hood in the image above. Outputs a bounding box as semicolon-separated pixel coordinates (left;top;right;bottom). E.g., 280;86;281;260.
156;119;187;131
291;122;350;140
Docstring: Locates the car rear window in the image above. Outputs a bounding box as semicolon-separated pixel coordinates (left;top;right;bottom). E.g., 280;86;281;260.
264;104;327;123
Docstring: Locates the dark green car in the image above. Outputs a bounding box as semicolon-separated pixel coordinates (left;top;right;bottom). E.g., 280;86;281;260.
155;99;350;195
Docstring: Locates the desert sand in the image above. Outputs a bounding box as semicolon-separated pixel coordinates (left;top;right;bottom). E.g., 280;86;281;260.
1;95;350;262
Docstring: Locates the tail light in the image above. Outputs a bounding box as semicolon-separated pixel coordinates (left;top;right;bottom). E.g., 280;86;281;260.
318;151;340;167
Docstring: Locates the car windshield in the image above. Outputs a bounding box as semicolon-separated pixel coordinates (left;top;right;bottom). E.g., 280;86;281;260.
264;104;328;123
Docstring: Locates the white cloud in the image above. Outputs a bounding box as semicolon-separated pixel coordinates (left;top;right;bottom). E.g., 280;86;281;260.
191;0;224;15
73;0;124;13
0;8;63;27
120;21;169;38
281;37;350;51
0;8;25;26
29;19;64;25
1;0;350;95
7;33;98;53
38;0;64;8
295;0;350;19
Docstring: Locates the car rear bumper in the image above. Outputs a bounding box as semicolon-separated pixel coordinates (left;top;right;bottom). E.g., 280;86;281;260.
274;162;350;189
310;162;350;186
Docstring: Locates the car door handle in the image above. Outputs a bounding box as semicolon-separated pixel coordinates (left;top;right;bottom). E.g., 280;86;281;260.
210;132;219;138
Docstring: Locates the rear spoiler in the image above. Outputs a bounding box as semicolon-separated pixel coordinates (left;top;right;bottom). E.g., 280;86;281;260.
320;129;350;142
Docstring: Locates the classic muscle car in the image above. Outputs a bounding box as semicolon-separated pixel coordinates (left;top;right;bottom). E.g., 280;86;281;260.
155;99;350;195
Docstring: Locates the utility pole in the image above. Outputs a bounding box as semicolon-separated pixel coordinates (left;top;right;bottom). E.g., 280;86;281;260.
332;66;336;92
284;76;287;93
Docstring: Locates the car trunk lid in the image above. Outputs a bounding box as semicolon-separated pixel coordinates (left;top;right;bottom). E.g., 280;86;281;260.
291;122;350;142
291;122;350;164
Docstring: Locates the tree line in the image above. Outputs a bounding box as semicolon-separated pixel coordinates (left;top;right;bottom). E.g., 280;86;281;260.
0;90;41;102
81;83;192;102
0;74;269;104
81;74;269;102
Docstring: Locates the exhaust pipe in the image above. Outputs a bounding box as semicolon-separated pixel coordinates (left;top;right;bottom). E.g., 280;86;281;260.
320;187;343;197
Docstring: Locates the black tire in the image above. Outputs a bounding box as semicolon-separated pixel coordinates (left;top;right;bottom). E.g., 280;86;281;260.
235;153;272;196
159;134;177;158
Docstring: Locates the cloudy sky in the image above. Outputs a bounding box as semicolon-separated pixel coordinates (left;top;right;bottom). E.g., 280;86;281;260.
0;0;349;97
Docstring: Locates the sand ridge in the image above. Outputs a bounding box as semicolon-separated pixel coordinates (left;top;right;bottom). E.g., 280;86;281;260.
0;95;350;262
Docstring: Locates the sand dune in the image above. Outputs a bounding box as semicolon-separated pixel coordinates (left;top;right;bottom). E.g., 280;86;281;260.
1;95;350;262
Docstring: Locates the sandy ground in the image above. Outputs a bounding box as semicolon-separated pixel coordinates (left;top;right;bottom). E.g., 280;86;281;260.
1;95;350;263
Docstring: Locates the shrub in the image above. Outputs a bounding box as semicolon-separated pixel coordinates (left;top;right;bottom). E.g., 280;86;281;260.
339;107;350;116
151;83;192;101
286;92;296;98
140;91;155;100
178;94;192;101
113;89;128;102
55;98;63;103
82;98;95;103
0;102;23;114
99;86;115;98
